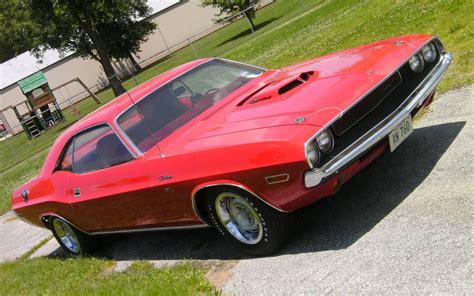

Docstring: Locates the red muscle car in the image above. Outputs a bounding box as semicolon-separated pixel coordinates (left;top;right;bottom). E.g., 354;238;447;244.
12;35;451;256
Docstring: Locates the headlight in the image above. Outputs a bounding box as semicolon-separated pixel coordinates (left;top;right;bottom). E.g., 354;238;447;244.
316;130;334;153
305;142;320;167
421;43;437;63
408;53;424;73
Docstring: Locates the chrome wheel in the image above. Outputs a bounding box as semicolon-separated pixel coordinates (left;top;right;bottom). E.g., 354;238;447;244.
215;192;263;245
52;219;81;254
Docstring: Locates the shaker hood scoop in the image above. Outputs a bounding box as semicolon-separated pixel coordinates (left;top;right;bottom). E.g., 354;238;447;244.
236;71;318;108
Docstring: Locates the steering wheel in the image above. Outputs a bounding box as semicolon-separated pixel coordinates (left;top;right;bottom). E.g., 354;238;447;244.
205;88;220;96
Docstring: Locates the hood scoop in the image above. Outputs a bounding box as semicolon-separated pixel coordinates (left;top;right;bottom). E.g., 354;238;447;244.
237;71;316;107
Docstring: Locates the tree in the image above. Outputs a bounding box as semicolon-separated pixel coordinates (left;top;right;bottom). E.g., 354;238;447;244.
201;0;261;32
29;0;156;97
99;15;156;72
0;0;40;63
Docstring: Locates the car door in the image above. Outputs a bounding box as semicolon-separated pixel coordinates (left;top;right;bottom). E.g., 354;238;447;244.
62;124;163;232
116;106;203;226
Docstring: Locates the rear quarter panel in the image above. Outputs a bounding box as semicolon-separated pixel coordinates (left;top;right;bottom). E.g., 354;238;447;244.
12;171;72;228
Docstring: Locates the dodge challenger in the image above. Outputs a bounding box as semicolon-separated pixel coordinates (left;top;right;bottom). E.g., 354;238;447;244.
12;34;451;256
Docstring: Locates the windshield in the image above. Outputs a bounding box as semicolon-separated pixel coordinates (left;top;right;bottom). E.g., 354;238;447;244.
117;59;264;152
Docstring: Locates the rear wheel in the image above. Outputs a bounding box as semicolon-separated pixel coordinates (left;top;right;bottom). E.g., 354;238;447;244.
49;217;98;257
205;187;292;256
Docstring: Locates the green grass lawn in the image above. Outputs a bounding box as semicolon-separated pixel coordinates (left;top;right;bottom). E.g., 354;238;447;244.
0;0;473;214
0;149;48;217
0;259;217;295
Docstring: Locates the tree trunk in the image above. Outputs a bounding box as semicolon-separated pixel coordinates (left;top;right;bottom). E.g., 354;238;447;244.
126;52;142;72
82;12;125;97
98;54;126;97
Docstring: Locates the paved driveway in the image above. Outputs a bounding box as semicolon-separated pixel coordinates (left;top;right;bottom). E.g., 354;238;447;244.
221;86;473;294
1;86;472;294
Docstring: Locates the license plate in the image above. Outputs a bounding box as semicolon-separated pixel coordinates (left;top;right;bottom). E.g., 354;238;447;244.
389;116;413;152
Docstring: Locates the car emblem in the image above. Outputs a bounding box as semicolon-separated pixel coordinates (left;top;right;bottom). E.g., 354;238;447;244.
295;117;305;123
159;175;173;181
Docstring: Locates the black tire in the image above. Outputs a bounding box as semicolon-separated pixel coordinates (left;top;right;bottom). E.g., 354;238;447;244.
49;217;99;257
204;187;292;256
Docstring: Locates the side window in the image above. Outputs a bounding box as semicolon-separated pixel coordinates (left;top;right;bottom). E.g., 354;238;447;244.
58;140;74;171
57;125;134;174
116;107;157;152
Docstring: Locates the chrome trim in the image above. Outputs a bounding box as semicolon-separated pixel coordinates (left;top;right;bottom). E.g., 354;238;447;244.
106;122;139;158
75;122;137;158
39;213;86;233
305;51;452;188
192;183;287;224
54;122;137;173
39;213;209;235
114;108;146;156
217;57;267;72
265;174;290;185
91;224;209;235
304;36;440;169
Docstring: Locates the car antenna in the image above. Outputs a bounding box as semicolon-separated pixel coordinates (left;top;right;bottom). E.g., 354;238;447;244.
124;88;136;105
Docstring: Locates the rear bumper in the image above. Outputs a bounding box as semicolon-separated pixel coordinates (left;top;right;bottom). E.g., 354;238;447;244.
305;52;452;188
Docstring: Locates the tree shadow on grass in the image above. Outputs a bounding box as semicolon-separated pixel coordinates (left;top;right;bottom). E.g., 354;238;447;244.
217;17;282;47
47;121;465;262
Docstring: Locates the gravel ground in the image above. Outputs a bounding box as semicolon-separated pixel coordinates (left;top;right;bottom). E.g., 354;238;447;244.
0;86;472;294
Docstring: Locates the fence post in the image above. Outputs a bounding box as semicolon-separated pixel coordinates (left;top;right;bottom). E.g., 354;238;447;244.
187;38;198;58
8;136;20;165
157;25;171;55
130;67;139;86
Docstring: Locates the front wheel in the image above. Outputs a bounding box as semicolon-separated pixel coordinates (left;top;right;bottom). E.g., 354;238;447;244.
49;217;98;257
205;187;292;256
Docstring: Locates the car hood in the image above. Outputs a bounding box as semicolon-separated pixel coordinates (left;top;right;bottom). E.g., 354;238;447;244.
162;35;430;149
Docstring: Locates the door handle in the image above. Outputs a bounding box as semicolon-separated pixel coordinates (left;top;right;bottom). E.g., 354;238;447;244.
73;187;81;198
